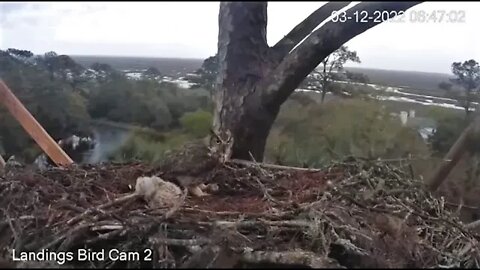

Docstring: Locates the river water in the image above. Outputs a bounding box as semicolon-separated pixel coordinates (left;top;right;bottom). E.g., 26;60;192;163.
82;124;131;164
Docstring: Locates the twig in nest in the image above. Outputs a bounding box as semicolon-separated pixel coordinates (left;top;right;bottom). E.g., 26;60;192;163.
456;242;474;257
465;219;480;230
85;229;123;245
455;197;464;216
331;229;368;257
179;244;221;268
149;237;211;246
204;219;313;229
251;176;281;205
235;155;282;205
2;210;20;249
182;208;254;216
445;201;479;211
183;207;290;218
66;193;141;225
228;159;322;172
0;215;35;227
248;151;257;163
40;222;90;251
91;224;124;231
210;222;252;247
240;250;343;268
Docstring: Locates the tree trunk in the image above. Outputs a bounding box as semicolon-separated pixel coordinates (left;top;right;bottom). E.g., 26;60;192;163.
214;1;423;162
213;2;275;161
464;99;471;121
321;89;327;103
320;61;328;104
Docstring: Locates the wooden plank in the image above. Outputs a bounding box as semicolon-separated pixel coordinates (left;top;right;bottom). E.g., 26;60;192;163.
0;80;73;167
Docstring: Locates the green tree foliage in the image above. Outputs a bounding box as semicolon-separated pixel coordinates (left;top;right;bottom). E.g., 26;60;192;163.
300;46;363;103
428;116;466;156
90;62;118;74
345;71;370;84
142;67;162;80
439;60;480;119
88;68;212;131
110;129;194;164
88;76;173;129
180;110;213;138
190;54;218;90
111;110;213;164
438;81;452;92
6;48;34;58
0;49;208;161
426;107;480;157
0;48;215;162
265;98;429;167
0;49;92;161
0;47;432;171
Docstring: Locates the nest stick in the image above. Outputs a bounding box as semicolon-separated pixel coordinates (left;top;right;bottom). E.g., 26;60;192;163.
240;250;342;268
67;193;140;225
229;159;322;172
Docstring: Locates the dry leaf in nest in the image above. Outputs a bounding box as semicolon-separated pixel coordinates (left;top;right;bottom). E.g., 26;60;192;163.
135;176;183;209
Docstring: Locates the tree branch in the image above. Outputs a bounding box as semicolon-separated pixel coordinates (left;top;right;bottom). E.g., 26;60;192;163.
261;2;423;107
241;250;343;268
426;115;480;192
272;2;351;61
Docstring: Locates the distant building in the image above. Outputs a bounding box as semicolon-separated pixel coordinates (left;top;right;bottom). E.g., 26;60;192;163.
400;111;408;126
409;110;415;118
395;109;436;141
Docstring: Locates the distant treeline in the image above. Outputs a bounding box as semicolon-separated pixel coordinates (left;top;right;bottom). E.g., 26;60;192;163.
71;55;203;77
346;67;454;94
0;49;211;162
73;55;453;94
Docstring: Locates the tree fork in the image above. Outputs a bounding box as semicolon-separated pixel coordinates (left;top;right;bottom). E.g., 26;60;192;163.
214;1;423;161
272;2;351;60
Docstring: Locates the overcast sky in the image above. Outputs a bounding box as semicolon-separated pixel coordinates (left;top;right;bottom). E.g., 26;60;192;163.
0;1;479;74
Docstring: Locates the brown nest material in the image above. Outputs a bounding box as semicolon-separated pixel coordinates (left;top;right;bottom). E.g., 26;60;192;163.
0;159;479;268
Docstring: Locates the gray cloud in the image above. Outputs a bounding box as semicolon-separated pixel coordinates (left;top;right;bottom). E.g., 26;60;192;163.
0;2;28;15
0;2;26;24
0;2;49;27
0;2;479;74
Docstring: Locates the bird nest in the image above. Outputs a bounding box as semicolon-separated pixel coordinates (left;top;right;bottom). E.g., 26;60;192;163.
0;159;479;268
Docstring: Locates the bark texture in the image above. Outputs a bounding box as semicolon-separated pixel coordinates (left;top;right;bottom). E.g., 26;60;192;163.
214;2;272;161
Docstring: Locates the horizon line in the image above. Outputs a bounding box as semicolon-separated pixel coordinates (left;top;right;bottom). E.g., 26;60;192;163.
68;54;206;61
6;49;451;76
